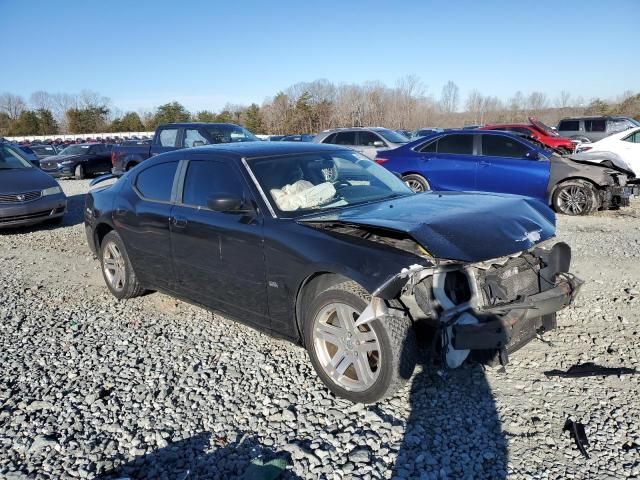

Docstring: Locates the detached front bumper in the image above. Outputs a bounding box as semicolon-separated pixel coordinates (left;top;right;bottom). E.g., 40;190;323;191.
452;273;582;357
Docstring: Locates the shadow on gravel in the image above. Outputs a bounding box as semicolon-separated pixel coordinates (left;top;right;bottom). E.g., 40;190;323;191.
100;431;301;480
390;337;508;479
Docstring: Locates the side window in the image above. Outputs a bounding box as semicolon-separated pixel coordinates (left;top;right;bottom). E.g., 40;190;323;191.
182;160;245;208
135;161;178;202
358;131;386;147
418;140;437;153
609;119;633;133
184;129;209;148
158;128;179;147
333;131;356;146
436;134;474;154
323;133;337;143
558;120;579;131
482;135;530;158
585;119;606;132
623;131;640;143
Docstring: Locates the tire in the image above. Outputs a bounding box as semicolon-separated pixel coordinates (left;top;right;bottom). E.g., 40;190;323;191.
552;180;599;216
74;163;85;180
402;174;430;192
303;281;417;403
125;162;138;171
100;230;144;299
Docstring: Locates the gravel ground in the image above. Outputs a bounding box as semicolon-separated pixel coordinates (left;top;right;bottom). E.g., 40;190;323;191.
0;179;638;479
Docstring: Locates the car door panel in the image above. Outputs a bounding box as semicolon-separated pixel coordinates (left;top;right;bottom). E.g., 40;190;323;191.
416;133;477;191
170;157;269;327
475;135;549;201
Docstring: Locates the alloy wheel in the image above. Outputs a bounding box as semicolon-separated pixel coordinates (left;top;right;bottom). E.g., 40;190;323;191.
102;242;126;291
312;302;381;392
557;186;589;215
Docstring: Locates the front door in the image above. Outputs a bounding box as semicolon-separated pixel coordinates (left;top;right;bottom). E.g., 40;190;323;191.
475;134;549;201
170;156;269;326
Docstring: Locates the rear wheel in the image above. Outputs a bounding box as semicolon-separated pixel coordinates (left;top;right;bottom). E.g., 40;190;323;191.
402;174;430;192
100;231;144;299
552;180;599;215
74;163;85;180
304;281;417;403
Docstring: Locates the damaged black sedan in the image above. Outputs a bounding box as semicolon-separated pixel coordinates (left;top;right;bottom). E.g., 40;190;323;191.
85;142;582;403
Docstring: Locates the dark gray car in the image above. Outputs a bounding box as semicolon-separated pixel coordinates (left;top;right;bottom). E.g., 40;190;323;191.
0;143;67;228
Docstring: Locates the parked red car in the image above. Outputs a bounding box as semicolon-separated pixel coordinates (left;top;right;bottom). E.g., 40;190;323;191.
481;117;574;153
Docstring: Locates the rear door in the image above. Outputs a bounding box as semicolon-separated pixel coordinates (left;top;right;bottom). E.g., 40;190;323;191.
475;134;549;201
416;133;477;190
114;159;180;290
150;126;182;157
170;155;269;326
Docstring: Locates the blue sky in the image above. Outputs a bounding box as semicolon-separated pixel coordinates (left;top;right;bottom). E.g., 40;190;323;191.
2;0;638;112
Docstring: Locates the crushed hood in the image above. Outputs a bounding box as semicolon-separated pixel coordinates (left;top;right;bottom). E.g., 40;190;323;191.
298;192;556;263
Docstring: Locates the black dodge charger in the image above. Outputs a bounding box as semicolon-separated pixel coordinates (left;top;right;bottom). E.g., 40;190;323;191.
85;142;582;403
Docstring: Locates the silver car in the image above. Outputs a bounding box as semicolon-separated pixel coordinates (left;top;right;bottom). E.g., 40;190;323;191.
557;116;640;142
313;127;410;159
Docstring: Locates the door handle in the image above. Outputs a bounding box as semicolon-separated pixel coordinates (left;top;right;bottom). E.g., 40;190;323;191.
479;161;491;167
171;216;188;228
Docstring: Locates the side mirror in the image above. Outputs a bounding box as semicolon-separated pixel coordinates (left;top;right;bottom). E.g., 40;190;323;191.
192;141;205;147
525;151;540;160
207;193;245;212
373;141;385;148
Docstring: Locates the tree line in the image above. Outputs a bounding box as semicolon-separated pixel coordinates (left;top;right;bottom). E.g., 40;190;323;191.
2;79;639;137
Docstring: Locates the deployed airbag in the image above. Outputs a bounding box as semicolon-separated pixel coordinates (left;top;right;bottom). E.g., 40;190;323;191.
271;181;336;211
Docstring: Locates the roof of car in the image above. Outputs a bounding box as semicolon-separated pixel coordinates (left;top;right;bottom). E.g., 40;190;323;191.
320;127;390;132
159;122;243;128
188;141;348;159
559;116;633;121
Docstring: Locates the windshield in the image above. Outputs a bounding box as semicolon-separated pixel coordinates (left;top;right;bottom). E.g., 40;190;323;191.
59;145;91;155
247;150;413;218
205;125;259;143
377;129;410;144
1;146;33;169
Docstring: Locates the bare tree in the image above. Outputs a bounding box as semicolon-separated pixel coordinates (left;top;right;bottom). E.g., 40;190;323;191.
29;91;55;111
527;91;549;113
465;89;485;124
554;90;571;109
440;80;459;114
0;93;27;120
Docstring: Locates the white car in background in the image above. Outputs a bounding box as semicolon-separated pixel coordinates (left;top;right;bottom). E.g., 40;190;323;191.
575;127;640;176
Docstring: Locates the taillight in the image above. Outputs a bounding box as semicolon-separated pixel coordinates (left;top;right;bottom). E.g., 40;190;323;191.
375;157;389;165
111;151;116;167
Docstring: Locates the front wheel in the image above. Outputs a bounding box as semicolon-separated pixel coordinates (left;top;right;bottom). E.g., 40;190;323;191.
552;180;599;215
402;174;430;192
304;281;417;403
100;231;145;299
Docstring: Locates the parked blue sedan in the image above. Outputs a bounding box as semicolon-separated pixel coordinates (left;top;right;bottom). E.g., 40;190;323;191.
374;130;631;215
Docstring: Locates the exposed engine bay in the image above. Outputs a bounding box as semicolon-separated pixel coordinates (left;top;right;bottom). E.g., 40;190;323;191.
356;240;582;369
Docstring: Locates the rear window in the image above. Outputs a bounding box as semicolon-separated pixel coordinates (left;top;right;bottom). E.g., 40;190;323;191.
435;134;474;155
584;119;606;132
158;128;179;147
558;120;580;131
333;131;356;146
135;161;178;202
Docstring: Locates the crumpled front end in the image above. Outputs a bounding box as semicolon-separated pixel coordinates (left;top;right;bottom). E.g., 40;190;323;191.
357;241;582;368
